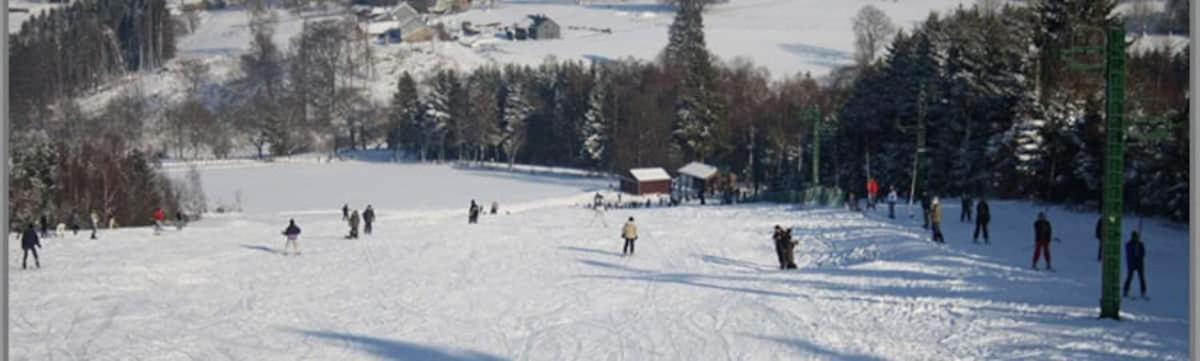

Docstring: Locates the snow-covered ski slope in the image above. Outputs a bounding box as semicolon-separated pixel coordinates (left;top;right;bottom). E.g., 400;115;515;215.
11;162;1189;360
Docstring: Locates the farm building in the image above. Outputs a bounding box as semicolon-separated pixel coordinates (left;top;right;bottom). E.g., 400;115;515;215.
528;15;560;40
621;168;672;195
677;161;719;196
359;3;433;43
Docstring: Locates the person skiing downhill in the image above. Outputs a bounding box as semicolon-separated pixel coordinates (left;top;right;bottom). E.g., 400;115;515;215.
1032;212;1053;271
21;223;41;269
974;198;990;243
621;217;638;256
348;210;361;239
930;197;944;243
887;187;898;219
282;219;302;256
1123;231;1147;298
362;205;375;235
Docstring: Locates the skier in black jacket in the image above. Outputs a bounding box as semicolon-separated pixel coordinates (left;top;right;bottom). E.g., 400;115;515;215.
342;204;350;221
21;223;41;269
1123;231;1147;298
920;192;932;229
363;205;375;235
973;198;990;244
39;214;50;238
282;219;302;256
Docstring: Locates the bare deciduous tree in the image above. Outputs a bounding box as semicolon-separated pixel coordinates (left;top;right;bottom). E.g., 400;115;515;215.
852;5;896;67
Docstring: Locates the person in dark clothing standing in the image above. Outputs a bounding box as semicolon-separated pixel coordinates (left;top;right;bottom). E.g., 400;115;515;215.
468;200;480;224
282;219;302;256
1032;212;1053;271
960;195;972;223
39;214;50;238
1096;217;1104;262
348;210;361;239
175;211;186;231
342;204;350;221
1123;231;1147;298
363;205;375;235
69;214;80;236
974;199;990;244
772;225;788;269
920;193;931;229
21;223;41;269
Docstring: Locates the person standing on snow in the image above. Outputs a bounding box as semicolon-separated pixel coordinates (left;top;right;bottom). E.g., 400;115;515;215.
974;198;990;244
153;207;166;234
468;200;480;224
621;217;638;256
1123;231;1147;298
930;197;945;243
39;214;50;238
491;201;498;215
175;211;186;231
362;205;375;235
887;186;898;219
866;178;879;211
282;219;302;256
1096;217;1104;262
69;214;80;236
89;210;100;240
21;223;41;269
342;204;350;221
920;192;932;229
108;215;118;229
348;209;361;239
1032;212;1054;271
772;225;788;269
960;195;972;223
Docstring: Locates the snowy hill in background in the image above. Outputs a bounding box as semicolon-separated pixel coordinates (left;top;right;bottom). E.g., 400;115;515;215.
10;161;1189;360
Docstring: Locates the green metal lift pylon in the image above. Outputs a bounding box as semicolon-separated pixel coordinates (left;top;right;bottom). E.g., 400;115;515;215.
1061;24;1127;320
1098;26;1127;320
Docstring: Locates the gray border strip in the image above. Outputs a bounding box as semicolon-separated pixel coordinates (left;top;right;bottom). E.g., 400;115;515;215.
1192;0;1198;358
2;0;9;358
2;0;10;359
2;0;9;359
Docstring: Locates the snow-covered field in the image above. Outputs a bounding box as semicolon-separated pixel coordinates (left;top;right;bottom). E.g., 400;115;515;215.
10;161;1189;360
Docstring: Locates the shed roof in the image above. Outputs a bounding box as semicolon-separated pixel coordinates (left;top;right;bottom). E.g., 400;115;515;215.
678;162;718;179
629;167;671;182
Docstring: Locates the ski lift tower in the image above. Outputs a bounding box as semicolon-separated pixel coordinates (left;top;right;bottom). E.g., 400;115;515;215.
1063;24;1128;320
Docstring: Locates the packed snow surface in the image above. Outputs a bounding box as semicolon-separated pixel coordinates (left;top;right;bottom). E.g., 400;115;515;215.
10;162;1189;360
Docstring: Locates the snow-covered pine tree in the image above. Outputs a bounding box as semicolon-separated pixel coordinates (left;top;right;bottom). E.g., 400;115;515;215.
501;75;533;169
422;70;457;162
666;0;721;162
581;67;610;169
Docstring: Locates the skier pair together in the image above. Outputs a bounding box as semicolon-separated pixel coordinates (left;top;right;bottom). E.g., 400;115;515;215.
773;225;798;269
467;200;500;224
342;204;376;239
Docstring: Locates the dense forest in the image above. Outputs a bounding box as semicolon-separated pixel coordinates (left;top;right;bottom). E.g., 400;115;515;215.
8;0;180;228
7;0;1190;227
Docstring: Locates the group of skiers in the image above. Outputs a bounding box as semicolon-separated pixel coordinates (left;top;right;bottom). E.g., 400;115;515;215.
468;200;499;224
858;178;1148;298
15;206;188;270
341;204;375;239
